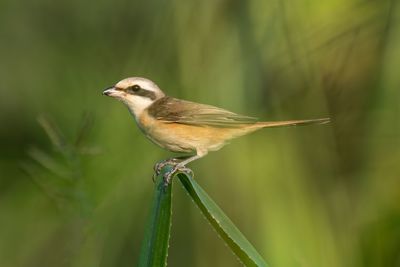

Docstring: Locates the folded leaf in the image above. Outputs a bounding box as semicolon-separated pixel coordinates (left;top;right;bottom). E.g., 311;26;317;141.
177;172;268;267
138;167;173;267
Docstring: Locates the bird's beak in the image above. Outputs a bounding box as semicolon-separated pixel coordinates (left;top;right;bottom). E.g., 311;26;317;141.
103;86;117;97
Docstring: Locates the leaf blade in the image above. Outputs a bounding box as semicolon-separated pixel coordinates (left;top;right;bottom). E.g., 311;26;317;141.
177;173;268;267
138;168;173;267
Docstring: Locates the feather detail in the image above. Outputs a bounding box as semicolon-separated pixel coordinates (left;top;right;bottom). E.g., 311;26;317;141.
147;97;258;128
254;118;330;128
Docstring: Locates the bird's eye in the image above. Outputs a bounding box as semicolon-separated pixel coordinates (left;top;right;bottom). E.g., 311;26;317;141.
127;84;141;94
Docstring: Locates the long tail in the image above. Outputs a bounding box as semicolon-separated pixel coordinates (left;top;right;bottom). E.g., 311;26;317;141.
256;118;330;128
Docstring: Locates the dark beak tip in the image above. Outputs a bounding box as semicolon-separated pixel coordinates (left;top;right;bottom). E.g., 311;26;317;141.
103;86;114;96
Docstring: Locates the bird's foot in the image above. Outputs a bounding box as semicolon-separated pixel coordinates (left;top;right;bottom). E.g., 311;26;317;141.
163;165;194;186
152;158;181;182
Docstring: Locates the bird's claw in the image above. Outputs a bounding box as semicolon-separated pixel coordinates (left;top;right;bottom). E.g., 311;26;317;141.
152;158;181;182
163;165;193;186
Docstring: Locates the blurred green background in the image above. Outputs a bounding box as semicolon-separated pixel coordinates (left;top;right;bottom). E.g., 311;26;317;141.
1;0;399;266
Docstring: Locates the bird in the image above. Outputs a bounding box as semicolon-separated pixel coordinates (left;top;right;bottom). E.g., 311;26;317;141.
103;77;329;185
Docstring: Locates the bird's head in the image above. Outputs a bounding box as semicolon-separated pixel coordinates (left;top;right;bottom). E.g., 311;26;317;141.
103;77;165;117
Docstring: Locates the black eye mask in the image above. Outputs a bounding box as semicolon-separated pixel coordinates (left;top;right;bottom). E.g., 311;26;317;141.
126;85;157;100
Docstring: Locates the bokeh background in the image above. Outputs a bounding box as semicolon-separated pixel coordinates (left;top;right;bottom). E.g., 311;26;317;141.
1;0;399;266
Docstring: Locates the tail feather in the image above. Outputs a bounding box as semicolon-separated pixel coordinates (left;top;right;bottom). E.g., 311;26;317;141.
256;118;330;128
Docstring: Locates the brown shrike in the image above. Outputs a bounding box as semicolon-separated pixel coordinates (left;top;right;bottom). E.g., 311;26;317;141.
103;77;329;184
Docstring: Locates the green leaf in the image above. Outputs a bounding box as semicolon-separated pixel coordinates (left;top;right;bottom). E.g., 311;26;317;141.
177;172;269;267
138;167;173;267
37;115;67;153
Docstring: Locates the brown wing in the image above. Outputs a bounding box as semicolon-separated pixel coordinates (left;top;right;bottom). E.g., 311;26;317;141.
147;97;258;128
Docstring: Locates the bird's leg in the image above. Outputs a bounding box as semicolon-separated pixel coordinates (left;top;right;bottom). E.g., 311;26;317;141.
154;156;191;174
152;156;191;182
163;150;208;186
154;158;179;174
